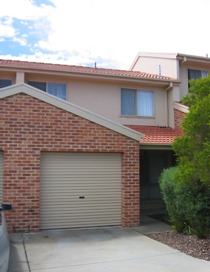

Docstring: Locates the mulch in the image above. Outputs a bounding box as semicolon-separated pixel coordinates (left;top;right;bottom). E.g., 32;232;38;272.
148;231;210;261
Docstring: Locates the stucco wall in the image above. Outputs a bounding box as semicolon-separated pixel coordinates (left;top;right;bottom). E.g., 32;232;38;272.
24;73;169;127
132;56;179;79
0;71;16;84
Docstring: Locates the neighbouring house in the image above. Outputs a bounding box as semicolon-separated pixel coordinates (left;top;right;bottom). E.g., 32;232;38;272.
130;52;210;99
0;58;187;232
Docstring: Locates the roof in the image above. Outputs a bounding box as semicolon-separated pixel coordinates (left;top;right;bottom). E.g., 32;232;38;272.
177;53;210;62
0;83;143;141
127;125;182;145
0;59;174;82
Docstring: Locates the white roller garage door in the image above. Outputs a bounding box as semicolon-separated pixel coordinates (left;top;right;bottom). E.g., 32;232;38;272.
0;153;3;204
40;153;122;229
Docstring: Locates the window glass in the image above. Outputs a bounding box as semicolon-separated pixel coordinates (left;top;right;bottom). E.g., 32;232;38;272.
188;69;208;80
28;81;46;91
47;83;67;100
0;79;12;88
121;89;154;117
121;89;136;115
137;91;154;117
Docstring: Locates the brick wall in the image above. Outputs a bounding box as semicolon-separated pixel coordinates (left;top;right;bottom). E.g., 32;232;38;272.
174;108;187;129
0;94;140;232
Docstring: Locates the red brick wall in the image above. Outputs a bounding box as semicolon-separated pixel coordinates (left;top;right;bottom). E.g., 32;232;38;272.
0;94;140;232
174;109;186;129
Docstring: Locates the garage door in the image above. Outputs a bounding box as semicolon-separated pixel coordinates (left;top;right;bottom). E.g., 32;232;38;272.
0;152;3;203
40;153;122;229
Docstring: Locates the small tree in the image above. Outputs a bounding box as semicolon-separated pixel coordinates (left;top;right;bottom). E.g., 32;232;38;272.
174;78;210;185
160;77;210;238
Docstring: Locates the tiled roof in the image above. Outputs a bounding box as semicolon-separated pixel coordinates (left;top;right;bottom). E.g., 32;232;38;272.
127;125;182;145
0;59;173;81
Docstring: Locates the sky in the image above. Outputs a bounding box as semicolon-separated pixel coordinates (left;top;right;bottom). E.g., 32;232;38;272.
0;0;210;69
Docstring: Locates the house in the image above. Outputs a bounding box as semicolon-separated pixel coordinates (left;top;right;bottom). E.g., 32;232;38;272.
130;52;210;100
0;59;187;232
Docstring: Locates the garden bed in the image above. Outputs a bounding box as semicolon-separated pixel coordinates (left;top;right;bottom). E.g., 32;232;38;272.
148;231;210;261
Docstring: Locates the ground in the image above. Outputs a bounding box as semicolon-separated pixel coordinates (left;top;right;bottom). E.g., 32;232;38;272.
149;231;210;261
8;218;210;272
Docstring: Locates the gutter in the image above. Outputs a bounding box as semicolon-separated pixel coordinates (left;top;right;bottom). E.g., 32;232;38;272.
0;67;180;86
177;54;210;66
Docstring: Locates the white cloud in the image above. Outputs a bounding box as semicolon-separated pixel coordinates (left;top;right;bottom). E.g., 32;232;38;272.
0;23;15;39
34;0;210;68
0;0;54;20
1;0;210;68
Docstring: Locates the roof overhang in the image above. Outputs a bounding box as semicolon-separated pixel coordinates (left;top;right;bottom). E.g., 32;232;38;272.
177;53;210;68
0;66;179;87
0;83;143;141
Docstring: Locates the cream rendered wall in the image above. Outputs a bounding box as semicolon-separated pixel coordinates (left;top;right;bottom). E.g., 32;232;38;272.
69;81;168;126
179;65;188;98
25;73;168;127
167;85;180;128
16;71;25;84
132;56;179;79
0;72;16;84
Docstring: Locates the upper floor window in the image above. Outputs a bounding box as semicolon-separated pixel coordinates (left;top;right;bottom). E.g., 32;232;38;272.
121;88;154;117
28;81;67;100
0;79;12;88
188;69;208;80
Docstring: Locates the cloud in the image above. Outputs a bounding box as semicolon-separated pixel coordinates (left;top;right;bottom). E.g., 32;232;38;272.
1;0;210;68
0;0;53;47
35;0;210;68
0;0;54;20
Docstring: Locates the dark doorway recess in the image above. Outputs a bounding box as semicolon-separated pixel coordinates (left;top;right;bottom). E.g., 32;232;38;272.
140;149;176;216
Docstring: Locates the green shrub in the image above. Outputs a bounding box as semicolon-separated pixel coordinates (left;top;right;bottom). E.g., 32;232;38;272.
160;167;210;238
159;167;186;232
160;77;210;238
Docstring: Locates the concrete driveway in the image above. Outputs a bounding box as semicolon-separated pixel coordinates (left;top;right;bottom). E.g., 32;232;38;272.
9;226;210;272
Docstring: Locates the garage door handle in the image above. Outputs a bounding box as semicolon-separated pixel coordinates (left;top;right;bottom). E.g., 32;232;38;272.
79;196;85;199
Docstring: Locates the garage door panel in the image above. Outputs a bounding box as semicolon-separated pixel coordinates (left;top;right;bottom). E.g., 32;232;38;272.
41;153;122;229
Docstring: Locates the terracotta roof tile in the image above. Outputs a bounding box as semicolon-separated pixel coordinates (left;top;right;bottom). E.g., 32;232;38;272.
127;125;182;145
0;59;173;81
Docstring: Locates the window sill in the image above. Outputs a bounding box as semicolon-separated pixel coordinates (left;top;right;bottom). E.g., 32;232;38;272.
120;115;155;119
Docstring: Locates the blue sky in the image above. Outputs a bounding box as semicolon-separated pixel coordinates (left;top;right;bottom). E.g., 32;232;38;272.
0;0;210;69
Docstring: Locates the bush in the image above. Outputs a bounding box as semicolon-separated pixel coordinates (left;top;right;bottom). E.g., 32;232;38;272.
160;167;186;232
160;77;210;238
160;167;210;238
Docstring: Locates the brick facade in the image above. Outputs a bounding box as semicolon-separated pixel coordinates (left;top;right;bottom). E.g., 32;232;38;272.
174;108;187;129
0;94;140;232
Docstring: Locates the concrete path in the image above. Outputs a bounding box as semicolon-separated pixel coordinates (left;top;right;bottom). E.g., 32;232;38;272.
9;224;210;272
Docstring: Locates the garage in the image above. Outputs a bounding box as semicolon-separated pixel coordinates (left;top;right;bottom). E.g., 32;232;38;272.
40;153;122;229
0;152;3;203
0;84;140;231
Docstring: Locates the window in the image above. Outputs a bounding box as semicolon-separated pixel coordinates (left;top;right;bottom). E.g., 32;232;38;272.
121;88;154;117
28;81;67;100
188;69;208;80
0;79;12;88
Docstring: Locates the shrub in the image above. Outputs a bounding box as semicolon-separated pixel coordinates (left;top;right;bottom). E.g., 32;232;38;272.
160;77;210;238
160;167;210;238
159;167;186;233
